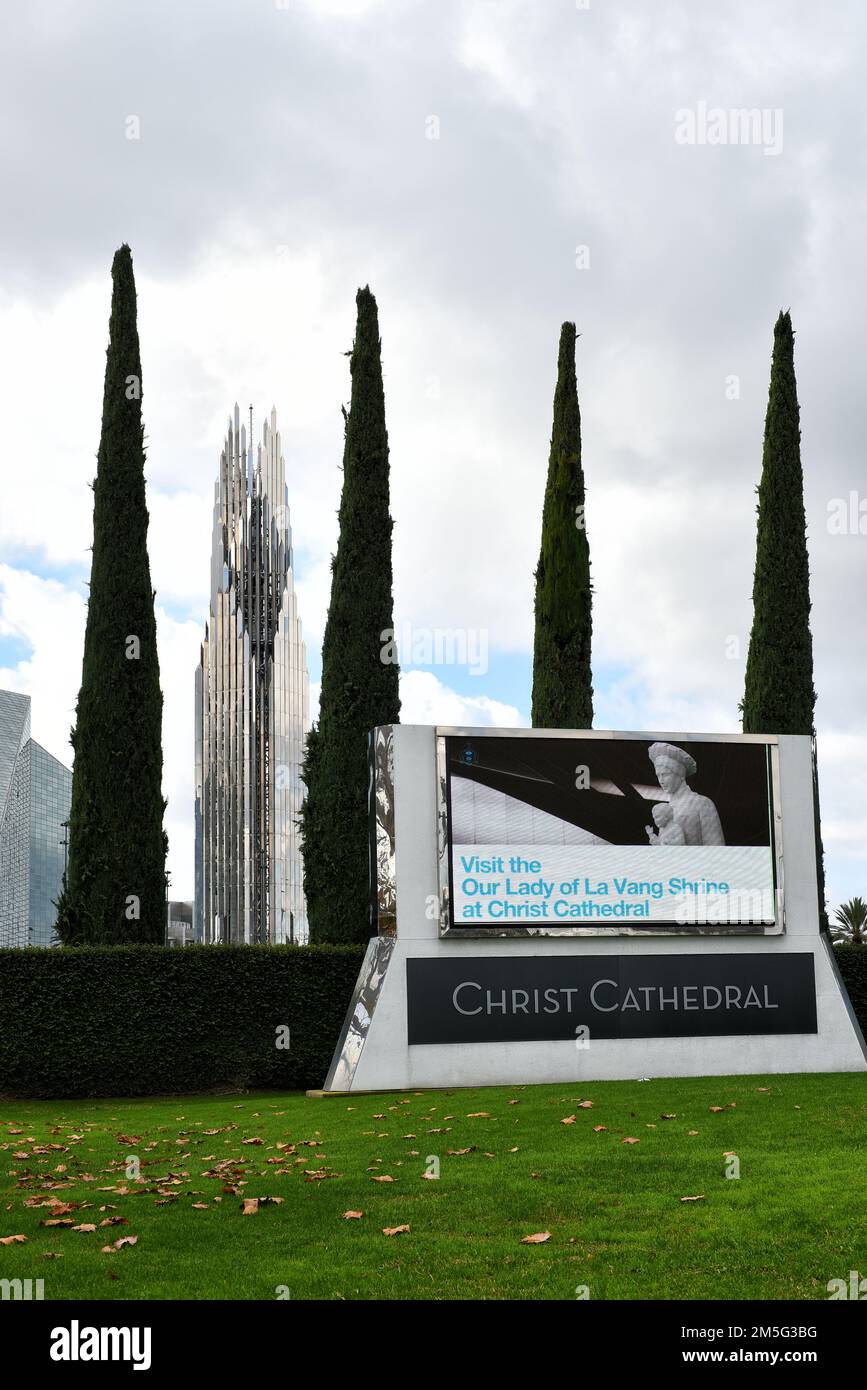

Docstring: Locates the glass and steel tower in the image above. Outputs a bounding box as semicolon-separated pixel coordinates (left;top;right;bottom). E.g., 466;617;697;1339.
195;405;309;945
0;690;72;948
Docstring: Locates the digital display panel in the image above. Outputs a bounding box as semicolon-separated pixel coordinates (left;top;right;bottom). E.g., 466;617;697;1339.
439;732;781;935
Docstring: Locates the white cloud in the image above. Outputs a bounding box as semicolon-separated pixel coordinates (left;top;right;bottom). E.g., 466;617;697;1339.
398;670;525;729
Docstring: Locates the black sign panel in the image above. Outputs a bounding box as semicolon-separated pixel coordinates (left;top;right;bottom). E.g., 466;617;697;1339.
406;953;817;1044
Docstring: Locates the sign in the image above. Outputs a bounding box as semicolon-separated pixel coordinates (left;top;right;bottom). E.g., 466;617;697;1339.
439;732;781;935
406;953;817;1045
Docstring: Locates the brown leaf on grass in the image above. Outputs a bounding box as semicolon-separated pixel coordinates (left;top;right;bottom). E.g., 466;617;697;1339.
577;1101;594;1109
592;1126;607;1133
660;1113;677;1120
723;1150;738;1158
467;1112;490;1118
420;1172;438;1180
191;1203;209;1210
43;1251;63;1258
621;1137;640;1145
382;1224;410;1236
446;1146;476;1156
679;1195;706;1203
114;1236;138;1249
303;1170;340;1182
708;1106;724;1113
25;1198;77;1213
242;1138;264;1146
342;1210;363;1220
72;1224;97;1233
258;1197;284;1206
98;1217;128;1228
39;1218;75;1228
687;1130;699;1136
0;1234;26;1244
508;1146;519;1152
561;1115;576;1126
242;1199;259;1215
370;1175;396;1183
521;1231;551;1244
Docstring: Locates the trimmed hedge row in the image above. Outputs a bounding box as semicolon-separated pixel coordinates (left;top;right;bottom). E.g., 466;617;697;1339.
835;945;867;1036
1;944;863;1100
0;944;366;1099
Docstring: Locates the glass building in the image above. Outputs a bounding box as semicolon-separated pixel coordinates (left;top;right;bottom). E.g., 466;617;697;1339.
0;690;72;948
195;405;309;945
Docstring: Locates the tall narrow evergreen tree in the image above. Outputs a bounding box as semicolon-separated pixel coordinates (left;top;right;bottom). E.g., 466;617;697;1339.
56;245;166;944
742;311;816;733
742;311;827;924
301;286;400;943
531;322;593;728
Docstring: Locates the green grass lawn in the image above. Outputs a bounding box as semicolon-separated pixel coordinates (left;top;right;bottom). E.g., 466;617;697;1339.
1;1073;864;1300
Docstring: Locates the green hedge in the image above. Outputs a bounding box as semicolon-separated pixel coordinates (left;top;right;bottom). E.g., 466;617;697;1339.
835;945;867;1036
0;944;366;1099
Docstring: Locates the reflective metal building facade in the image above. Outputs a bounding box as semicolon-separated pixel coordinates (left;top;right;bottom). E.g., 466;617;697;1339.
194;406;309;944
0;690;72;948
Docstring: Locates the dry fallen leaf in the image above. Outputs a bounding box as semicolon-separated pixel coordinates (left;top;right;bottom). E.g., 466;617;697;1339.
687;1130;699;1136
521;1231;551;1244
242;1198;260;1215
0;1234;26;1245
98;1217;128;1228
561;1115;576;1126
370;1175;396;1183
709;1106;724;1113
467;1112;490;1119
592;1125;607;1133
342;1210;363;1220
191;1203;209;1210
680;1195;706;1203
622;1137;640;1145
114;1236;138;1250
660;1113;677;1120
577;1101;594;1109
383;1224;410;1236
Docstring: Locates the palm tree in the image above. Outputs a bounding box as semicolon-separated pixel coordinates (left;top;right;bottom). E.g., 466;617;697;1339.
831;897;867;946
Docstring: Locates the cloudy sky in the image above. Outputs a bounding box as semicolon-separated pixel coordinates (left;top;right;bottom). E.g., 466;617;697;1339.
1;0;864;907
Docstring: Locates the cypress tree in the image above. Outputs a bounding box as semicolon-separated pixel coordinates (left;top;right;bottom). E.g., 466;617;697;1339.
742;311;816;733
56;245;166;944
742;311;827;926
531;322;593;728
301;286;400;943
